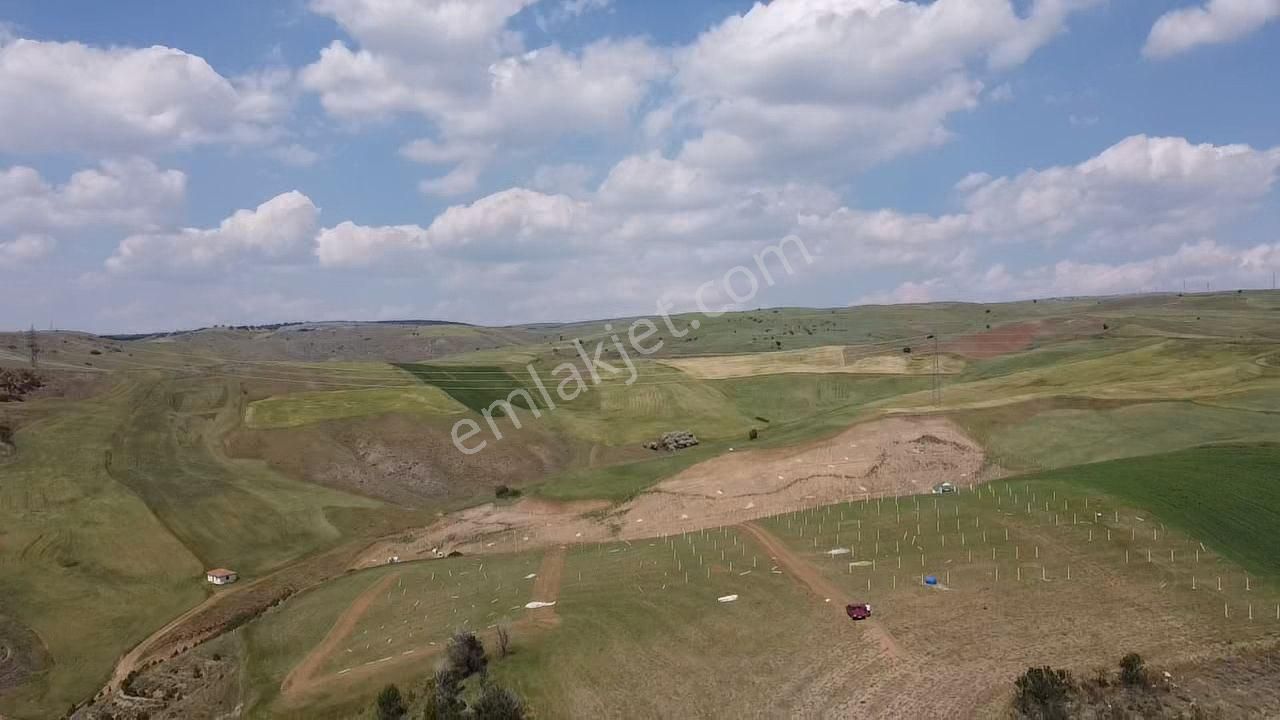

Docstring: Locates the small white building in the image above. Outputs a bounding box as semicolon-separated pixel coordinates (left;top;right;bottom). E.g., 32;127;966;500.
206;568;238;585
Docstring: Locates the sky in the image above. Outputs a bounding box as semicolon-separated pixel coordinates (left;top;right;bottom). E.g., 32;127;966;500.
1;0;1279;333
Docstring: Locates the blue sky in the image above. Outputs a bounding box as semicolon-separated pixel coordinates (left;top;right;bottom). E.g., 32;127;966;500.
1;0;1278;332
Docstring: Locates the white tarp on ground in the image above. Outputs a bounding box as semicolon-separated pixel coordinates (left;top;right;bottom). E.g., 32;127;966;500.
525;601;557;609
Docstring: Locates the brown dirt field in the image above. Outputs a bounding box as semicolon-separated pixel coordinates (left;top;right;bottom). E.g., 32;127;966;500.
739;522;902;659
943;317;1106;359
943;321;1040;358
357;416;997;565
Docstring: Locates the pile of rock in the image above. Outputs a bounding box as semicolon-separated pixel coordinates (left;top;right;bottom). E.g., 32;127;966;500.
644;430;700;452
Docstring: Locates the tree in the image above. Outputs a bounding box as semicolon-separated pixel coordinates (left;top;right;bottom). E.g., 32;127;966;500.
376;684;406;720
471;679;526;720
446;630;488;678
1013;666;1074;720
748;428;759;441
1119;653;1148;688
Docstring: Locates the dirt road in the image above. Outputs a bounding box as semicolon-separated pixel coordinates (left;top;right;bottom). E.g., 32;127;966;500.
279;546;568;705
739;522;902;659
281;571;402;701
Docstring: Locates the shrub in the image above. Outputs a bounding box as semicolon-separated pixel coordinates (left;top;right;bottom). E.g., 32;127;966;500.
375;684;406;720
1120;653;1148;688
1013;666;1074;719
748;428;758;441
446;630;488;678
425;669;464;720
471;679;526;720
494;485;521;499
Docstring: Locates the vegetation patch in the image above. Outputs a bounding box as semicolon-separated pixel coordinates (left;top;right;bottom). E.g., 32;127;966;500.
396;363;543;415
245;386;466;429
1030;443;1280;578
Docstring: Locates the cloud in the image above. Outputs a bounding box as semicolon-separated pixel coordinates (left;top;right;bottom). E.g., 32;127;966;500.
794;135;1280;277
531;162;594;196
0;37;288;154
106;191;318;274
875;240;1280;303
957;135;1280;245
314;221;429;268
0;158;186;233
269;143;321;167
0;234;55;267
664;0;1103;180
1144;0;1280;59
302;0;667;187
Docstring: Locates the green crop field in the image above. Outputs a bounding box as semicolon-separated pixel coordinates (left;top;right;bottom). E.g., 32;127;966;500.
395;363;545;414
1030;444;1280;578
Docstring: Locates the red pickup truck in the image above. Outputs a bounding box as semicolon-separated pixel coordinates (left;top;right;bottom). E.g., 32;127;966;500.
846;603;872;620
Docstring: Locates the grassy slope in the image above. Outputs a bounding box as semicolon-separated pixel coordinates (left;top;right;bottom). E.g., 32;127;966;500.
109;375;383;575
245;386;466;429
0;377;204;718
955;401;1280;472
1030;444;1280;578
0;373;388;719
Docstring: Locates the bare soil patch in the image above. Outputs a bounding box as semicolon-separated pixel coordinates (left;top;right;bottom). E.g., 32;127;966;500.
360;416;996;563
943;317;1105;359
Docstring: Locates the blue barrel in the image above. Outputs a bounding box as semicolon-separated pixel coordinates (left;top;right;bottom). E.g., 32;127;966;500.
924;574;938;585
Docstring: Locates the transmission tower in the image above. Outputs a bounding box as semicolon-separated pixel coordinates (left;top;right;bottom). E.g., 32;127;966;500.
26;325;40;370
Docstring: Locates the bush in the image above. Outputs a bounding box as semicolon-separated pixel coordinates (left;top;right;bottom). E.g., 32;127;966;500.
375;684;406;720
748;428;758;441
471;679;526;720
423;669;465;720
446;630;487;678
494;485;520;499
1014;666;1074;719
1120;653;1148;688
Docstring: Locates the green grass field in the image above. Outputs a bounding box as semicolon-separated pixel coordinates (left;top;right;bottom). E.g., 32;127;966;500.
395;362;545;414
245;386;466;428
1029;444;1280;578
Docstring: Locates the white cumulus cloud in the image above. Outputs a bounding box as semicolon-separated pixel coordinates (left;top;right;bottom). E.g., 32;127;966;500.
106;191;319;274
1145;0;1280;59
0;37;288;154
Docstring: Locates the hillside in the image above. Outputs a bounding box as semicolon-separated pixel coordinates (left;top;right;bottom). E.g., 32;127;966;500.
1;291;1279;719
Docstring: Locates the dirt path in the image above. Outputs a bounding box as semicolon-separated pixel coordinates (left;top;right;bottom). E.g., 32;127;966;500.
280;546;569;705
529;547;565;627
739;522;903;660
280;571;401;701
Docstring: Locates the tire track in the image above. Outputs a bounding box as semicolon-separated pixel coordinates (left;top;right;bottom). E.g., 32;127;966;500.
739;521;903;660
